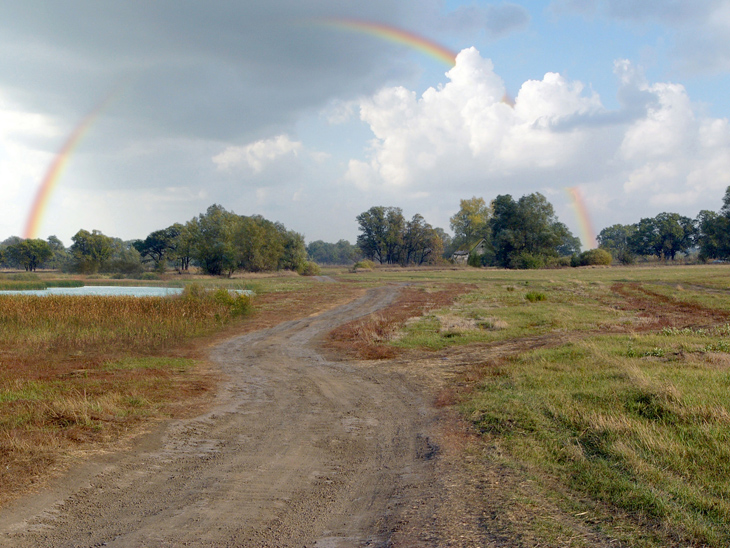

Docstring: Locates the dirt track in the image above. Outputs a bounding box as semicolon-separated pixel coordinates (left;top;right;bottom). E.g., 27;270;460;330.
0;286;470;547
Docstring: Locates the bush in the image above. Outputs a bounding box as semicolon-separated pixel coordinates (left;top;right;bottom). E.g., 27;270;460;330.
510;252;545;270
545;256;571;268
352;259;376;271
297;261;321;276
576;248;613;266
211;288;253;317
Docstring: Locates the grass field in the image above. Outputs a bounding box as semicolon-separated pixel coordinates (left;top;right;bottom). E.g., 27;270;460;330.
3;264;730;546
331;264;730;547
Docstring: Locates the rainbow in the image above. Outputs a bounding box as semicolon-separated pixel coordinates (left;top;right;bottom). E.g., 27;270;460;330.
566;186;597;249
314;17;457;66
23;90;119;239
314;18;514;107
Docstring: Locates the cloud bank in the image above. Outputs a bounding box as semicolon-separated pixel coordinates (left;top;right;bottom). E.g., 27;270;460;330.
344;47;730;228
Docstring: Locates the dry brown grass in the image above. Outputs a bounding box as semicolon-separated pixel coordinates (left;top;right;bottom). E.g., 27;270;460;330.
0;280;363;507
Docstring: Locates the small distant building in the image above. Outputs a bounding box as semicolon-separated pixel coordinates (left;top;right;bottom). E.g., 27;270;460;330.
451;239;488;265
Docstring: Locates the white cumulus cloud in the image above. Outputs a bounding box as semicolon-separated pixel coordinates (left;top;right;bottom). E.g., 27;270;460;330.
213;135;303;173
344;47;730;228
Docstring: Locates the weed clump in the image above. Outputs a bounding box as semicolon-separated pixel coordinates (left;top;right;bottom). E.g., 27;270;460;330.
525;291;547;302
352;259;376;271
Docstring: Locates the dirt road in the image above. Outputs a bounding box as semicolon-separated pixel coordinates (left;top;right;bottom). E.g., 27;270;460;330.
0;286;459;547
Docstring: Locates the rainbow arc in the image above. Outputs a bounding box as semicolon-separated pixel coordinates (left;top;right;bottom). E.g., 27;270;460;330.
566;186;597;249
23;89;120;239
314;17;457;66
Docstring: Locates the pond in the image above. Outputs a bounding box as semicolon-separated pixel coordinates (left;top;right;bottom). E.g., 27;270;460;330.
0;286;185;297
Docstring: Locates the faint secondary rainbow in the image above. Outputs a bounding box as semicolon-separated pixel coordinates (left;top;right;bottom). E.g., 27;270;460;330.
566;186;597;249
23;89;120;239
314;17;457;67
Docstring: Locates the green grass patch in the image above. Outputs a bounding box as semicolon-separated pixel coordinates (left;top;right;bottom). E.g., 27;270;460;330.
0;281;47;290
462;335;730;546
45;280;85;288
525;290;547;302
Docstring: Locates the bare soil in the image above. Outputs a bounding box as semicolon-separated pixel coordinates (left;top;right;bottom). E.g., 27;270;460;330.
0;285;495;547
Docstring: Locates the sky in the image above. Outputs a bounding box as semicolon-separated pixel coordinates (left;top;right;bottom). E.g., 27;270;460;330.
2;0;730;248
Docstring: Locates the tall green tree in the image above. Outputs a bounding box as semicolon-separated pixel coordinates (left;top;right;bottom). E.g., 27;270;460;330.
696;210;729;260
106;239;144;275
278;227;307;272
356;206;405;265
490;192;575;268
69;229;113;273
450;197;490;249
46;235;70;270
234;216;285;273
306;240;359;265
554;222;582;257
402;214;441;265
133;225;182;271
5;239;53;271
598;224;636;264
192;205;240;276
171;221;196;271
695;186;730;261
629;213;695;260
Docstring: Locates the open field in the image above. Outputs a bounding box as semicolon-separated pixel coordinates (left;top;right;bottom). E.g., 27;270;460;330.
2;264;730;546
328;264;730;547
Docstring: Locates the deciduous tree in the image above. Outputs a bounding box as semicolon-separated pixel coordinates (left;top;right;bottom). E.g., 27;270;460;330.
69;229;113;273
5;239;53;271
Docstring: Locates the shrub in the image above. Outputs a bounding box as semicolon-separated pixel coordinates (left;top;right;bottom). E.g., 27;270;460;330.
525;291;547;302
352;259;376;271
510;252;545;270
576;249;612;266
297;261;321;276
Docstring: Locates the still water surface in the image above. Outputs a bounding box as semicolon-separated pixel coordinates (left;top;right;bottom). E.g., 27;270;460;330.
0;286;184;297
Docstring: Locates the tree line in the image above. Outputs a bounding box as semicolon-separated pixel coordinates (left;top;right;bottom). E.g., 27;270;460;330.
597;186;730;264
4;188;730;274
0;205;309;276
354;193;581;269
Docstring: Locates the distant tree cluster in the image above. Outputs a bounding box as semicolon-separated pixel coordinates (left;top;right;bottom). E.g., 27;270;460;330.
306;240;360;265
596;189;730;264
447;193;580;269
355;207;445;265
0;205;307;277
133;205;307;276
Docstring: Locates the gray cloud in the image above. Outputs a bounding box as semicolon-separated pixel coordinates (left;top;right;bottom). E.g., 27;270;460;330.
0;0;437;144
